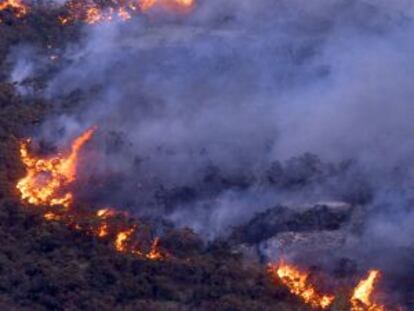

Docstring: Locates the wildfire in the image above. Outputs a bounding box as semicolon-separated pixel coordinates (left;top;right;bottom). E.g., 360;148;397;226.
115;227;135;252
44;211;61;221
59;0;194;25
95;208;165;260
351;270;386;311
267;261;335;309
268;261;399;311
12;131;407;305
97;208;116;218
140;0;194;12
16;127;96;209
0;0;28;20
97;222;109;237
146;237;163;260
15;127;167;262
1;0;194;24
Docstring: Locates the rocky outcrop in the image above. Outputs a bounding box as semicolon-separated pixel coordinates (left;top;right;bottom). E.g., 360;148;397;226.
228;202;355;263
229;202;353;246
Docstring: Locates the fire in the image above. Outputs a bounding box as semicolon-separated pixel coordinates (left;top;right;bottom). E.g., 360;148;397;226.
12;131;407;305
351;270;386;311
59;0;194;25
97;208;116;218
139;0;156;11
55;0;135;25
15;127;169;265
268;261;335;309
268;261;401;311
140;0;194;12
94;208;166;260
44;211;61;221
16;127;96;209
97;223;109;237
146;237;163;260
85;7;102;24
0;0;28;20
1;0;194;24
115;227;135;252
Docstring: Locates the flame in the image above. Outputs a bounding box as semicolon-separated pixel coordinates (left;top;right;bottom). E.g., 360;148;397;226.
140;0;194;12
1;0;194;24
115;227;135;252
268;261;335;309
15;128;169;264
44;211;61;221
96;208;116;218
56;0;132;25
351;270;386;311
139;0;156;11
146;237;163;260
59;0;194;25
0;0;28;20
97;223;109;237
94;208;166;260
16;127;96;209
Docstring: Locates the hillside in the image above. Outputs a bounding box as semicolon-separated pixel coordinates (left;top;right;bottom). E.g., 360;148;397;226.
1;2;413;311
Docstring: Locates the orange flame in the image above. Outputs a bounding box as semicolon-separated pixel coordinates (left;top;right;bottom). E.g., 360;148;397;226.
139;0;156;11
140;0;194;12
268;261;335;309
97;222;109;237
146;237;163;260
115;227;135;252
0;0;28;20
44;211;61;221
16;129;167;261
96;208;116;218
59;0;194;25
351;270;386;311
94;208;166;260
16;127;96;209
1;0;194;24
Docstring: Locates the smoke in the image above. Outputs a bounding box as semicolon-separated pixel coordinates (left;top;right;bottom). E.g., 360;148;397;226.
8;0;414;292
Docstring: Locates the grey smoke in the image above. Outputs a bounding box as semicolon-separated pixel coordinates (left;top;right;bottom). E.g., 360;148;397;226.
9;1;414;289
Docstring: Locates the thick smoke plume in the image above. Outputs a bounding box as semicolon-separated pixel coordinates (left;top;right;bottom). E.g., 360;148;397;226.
9;1;414;302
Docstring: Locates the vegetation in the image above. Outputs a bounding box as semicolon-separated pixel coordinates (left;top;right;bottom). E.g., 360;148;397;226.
0;9;374;311
0;13;313;311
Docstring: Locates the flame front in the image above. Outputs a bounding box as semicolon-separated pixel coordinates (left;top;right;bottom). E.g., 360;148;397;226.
351;270;386;311
146;237;163;260
59;0;194;25
140;0;194;12
95;208;166;260
268;261;335;309
115;227;135;252
16;127;96;209
0;0;28;21
16;129;166;262
1;0;194;24
15;130;399;301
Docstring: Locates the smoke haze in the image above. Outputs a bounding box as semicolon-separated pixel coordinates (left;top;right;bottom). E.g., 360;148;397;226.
9;2;414;295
